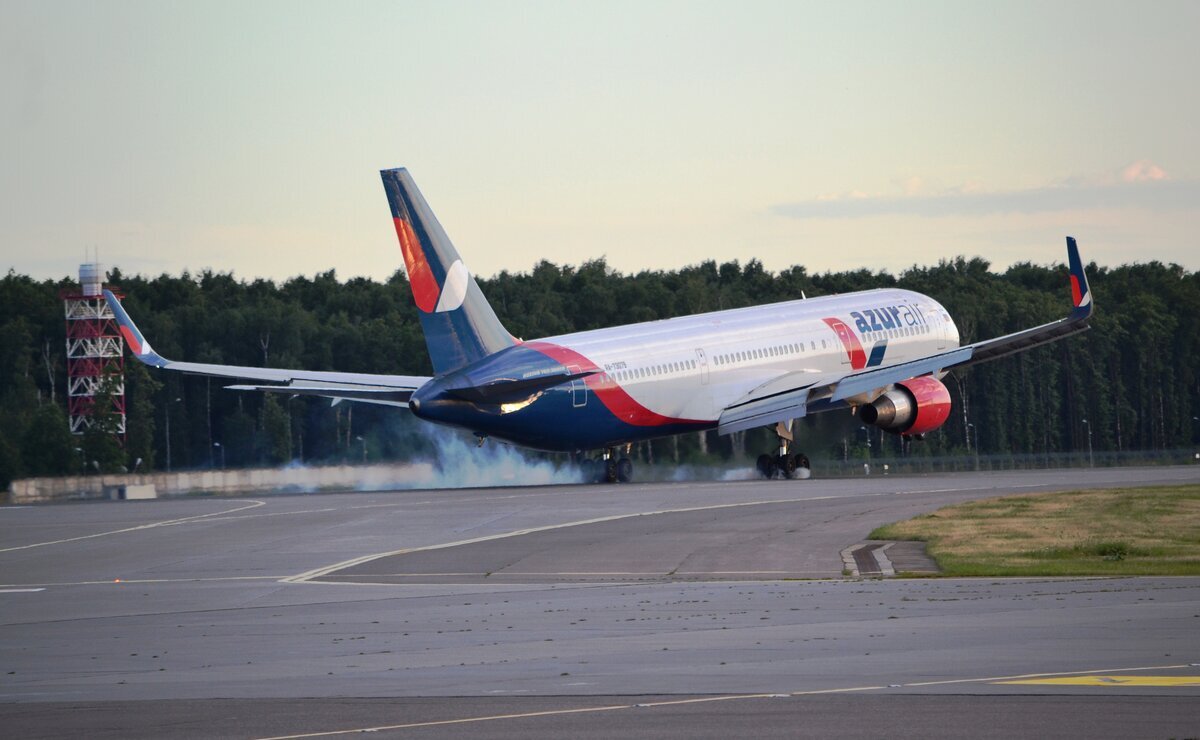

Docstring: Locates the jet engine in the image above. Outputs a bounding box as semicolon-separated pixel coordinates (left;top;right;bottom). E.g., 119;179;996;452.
859;375;952;437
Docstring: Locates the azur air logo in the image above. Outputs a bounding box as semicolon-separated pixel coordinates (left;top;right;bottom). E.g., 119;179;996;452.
850;302;927;333
824;302;924;370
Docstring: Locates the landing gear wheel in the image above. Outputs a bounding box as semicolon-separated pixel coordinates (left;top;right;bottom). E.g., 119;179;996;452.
778;453;798;479
793;453;811;479
604;457;618;483
756;454;773;479
616;457;634;483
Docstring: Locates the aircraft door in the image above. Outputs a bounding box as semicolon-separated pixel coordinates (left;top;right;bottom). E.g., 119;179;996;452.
695;348;709;385
567;364;587;407
828;321;855;367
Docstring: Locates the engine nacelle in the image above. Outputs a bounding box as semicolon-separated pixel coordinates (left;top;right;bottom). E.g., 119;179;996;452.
859;375;952;436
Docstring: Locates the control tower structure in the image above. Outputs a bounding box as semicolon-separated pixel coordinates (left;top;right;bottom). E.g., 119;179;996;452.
62;263;125;437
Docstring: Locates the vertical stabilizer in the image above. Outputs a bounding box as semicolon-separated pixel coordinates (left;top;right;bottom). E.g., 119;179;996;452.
381;168;515;375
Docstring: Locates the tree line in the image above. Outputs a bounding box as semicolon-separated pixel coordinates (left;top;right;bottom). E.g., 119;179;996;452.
1;253;1197;487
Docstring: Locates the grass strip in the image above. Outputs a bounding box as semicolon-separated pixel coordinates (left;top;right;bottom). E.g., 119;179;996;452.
869;484;1200;577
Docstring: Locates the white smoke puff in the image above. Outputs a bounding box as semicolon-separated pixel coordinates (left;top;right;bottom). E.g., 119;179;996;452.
720;467;759;481
401;427;582;489
354;462;438;491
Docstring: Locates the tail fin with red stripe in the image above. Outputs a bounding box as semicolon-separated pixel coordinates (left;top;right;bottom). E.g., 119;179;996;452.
381;168;515;375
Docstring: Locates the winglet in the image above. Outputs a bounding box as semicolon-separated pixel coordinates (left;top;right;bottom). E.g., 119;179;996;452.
1066;236;1093;319
103;289;168;367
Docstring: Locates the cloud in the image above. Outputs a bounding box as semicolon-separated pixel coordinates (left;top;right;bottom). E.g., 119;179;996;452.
774;162;1197;220
1121;159;1168;183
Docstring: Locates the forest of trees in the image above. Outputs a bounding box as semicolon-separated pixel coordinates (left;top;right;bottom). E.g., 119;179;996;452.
1;253;1197;487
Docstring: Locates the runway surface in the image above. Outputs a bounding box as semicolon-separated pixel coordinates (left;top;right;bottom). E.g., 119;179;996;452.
2;466;1199;737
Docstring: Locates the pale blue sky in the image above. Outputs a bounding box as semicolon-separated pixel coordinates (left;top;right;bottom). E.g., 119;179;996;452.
2;1;1197;283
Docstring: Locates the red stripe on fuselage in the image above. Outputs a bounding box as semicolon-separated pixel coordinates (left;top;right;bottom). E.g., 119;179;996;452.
393;218;440;313
523;341;707;427
822;317;866;370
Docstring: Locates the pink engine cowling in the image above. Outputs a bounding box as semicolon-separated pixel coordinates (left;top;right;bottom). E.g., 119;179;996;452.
858;375;952;436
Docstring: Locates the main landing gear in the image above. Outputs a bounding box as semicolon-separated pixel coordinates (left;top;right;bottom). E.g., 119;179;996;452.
578;446;634;484
756;421;810;480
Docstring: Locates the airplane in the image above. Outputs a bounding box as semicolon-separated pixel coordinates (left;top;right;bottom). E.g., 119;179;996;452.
105;167;1093;483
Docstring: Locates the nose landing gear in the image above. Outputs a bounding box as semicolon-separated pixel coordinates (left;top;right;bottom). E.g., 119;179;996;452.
756;421;810;480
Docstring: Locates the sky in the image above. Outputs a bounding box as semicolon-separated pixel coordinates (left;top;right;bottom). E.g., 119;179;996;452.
2;0;1198;285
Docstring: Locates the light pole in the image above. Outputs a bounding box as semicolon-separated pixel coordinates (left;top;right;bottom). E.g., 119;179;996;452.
213;442;225;470
164;397;181;473
866;427;872;474
1081;419;1094;468
967;423;979;471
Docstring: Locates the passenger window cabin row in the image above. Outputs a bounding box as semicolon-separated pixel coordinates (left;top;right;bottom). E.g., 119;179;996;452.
603;322;933;385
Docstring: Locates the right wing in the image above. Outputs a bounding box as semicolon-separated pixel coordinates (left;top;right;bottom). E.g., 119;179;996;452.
717;236;1093;435
104;290;431;408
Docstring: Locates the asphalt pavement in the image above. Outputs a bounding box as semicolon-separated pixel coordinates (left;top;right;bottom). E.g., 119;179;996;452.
2;465;1198;737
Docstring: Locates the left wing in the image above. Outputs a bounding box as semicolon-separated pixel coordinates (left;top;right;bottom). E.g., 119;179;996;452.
104;290;431;407
717;237;1093;435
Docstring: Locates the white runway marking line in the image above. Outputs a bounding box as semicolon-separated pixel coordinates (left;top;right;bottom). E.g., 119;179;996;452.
0;588;45;593
282;482;1034;584
253;663;1196;739
0;575;284;588
280;493;863;583
317;570;831;578
253;694;783;740
0;500;267;553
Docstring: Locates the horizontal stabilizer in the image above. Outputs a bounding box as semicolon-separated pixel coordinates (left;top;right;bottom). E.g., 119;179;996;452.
225;384;415;408
444;369;598;404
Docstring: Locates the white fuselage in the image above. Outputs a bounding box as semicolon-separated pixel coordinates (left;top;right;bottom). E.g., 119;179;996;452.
543;288;960;421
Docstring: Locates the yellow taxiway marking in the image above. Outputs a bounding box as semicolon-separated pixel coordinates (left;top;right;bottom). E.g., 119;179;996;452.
252;663;1192;739
997;675;1200;687
0;499;266;553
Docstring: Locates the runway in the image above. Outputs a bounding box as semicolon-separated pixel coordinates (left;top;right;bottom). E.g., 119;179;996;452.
2;466;1199;737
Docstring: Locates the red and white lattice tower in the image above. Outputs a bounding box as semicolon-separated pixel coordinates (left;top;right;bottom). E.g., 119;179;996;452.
62;263;125;438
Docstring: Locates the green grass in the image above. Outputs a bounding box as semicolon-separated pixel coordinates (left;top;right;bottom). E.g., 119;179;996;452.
869;484;1200;577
